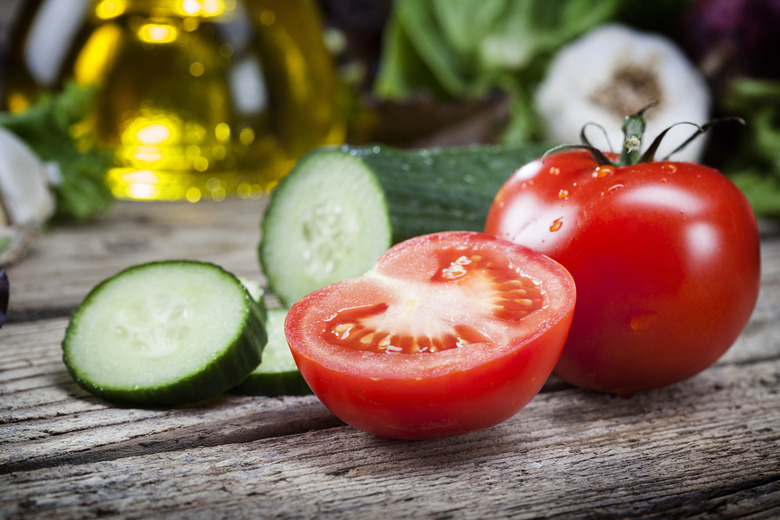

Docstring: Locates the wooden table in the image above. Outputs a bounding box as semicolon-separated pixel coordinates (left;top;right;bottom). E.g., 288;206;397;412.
2;198;779;519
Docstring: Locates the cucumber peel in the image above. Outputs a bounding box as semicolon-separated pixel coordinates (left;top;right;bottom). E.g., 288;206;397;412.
259;143;550;305
62;261;267;407
232;308;311;396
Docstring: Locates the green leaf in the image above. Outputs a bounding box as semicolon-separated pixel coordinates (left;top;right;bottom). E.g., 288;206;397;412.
730;171;780;218
373;5;449;100
434;0;506;64
372;0;623;145
719;77;780;217
0;81;113;222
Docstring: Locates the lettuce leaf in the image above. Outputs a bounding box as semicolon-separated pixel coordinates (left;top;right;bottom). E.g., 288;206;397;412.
375;0;622;99
372;0;623;142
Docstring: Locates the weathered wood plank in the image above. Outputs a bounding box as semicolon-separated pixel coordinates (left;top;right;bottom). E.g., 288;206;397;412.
0;317;341;472
2;287;777;473
1;226;778;475
4;198;269;320
2;199;779;519
0;393;343;474
1;357;778;519
5;200;780;321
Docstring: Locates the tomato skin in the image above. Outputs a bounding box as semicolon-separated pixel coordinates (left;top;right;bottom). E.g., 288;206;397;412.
485;151;761;397
285;231;576;439
289;320;569;439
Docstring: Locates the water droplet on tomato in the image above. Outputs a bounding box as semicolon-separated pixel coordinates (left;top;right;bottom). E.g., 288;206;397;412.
593;165;615;178
550;218;563;232
661;163;678;173
558;189;569;199
549;167;560;175
601;183;624;197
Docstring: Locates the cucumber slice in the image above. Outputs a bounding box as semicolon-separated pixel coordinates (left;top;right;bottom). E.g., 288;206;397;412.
62;261;267;407
260;143;550;305
240;277;267;322
232;308;311;396
260;148;392;306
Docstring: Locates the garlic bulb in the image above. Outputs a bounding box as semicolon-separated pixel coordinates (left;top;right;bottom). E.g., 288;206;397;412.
535;24;711;162
0;127;56;265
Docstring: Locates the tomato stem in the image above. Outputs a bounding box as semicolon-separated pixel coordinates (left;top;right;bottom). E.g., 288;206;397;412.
552;102;746;167
618;102;656;166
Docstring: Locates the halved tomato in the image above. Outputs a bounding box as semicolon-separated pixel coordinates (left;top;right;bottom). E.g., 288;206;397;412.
284;231;576;439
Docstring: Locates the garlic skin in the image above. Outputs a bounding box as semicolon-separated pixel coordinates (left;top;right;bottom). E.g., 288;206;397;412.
535;24;711;162
0;127;56;265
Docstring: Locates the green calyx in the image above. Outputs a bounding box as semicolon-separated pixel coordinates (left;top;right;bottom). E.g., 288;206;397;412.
543;102;744;167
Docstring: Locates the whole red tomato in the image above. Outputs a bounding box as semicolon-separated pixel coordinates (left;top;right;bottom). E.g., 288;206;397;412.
485;114;761;397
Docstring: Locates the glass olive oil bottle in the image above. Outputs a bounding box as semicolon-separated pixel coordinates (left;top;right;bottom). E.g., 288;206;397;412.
1;0;345;200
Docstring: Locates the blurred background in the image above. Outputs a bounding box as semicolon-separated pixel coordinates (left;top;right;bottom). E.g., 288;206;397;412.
0;0;779;218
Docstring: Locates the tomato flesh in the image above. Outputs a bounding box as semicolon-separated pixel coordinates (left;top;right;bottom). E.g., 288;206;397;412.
321;251;545;355
486;151;761;396
285;231;575;439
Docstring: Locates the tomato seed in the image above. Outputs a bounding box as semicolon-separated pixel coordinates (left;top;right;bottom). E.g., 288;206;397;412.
333;323;353;339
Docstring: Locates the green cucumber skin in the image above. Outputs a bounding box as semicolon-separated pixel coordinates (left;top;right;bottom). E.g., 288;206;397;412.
232;308;311;397
346;144;551;242
62;261;268;408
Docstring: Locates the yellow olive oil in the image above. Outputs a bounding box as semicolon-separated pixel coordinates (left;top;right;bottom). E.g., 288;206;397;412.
2;0;345;200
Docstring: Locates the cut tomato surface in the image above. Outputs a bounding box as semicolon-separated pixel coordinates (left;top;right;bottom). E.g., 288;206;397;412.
285;231;576;439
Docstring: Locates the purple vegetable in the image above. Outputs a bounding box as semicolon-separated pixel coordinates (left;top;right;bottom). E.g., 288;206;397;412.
681;0;780;80
0;269;8;327
317;0;392;89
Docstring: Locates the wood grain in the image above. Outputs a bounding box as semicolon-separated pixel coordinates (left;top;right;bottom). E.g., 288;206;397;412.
1;199;779;519
1;359;778;519
4;199;269;320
